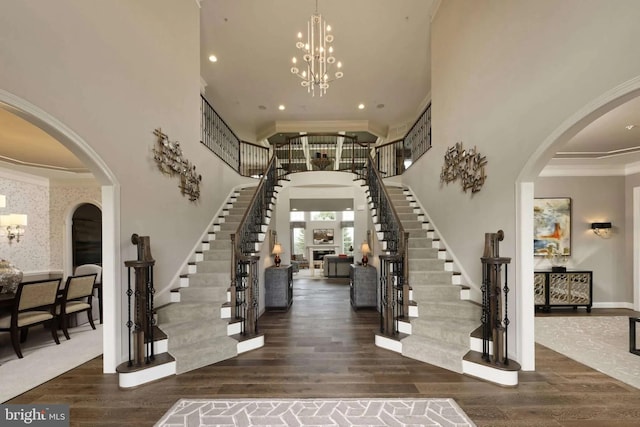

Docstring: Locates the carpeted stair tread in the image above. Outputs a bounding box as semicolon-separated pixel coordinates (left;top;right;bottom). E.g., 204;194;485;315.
409;270;453;285
410;258;445;270
417;300;481;321
185;272;230;286
163;318;229;348
156;302;222;324
195;260;230;273
179;286;228;302
203;250;232;261
409;317;480;347
171;336;238;374
401;334;467;373
411;284;464;300
408;248;440;259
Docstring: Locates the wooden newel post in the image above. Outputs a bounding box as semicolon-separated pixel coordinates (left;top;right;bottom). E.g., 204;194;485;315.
124;234;155;366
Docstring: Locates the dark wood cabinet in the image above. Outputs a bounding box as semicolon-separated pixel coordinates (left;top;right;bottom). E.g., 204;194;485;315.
534;271;592;312
265;265;293;311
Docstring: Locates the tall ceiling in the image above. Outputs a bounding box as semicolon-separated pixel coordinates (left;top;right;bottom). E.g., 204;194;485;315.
0;1;639;178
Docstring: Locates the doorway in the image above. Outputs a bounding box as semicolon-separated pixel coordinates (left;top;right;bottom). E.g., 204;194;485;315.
72;203;102;269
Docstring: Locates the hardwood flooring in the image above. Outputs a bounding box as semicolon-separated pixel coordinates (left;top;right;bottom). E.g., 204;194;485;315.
8;277;640;426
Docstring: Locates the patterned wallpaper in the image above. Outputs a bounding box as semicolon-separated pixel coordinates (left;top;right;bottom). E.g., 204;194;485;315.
0;175;50;272
0;173;100;275
49;182;101;272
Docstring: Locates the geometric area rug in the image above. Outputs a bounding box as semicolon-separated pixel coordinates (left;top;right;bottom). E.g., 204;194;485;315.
154;398;476;427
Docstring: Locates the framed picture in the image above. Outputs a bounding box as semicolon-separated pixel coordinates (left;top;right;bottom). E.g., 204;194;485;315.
533;198;571;256
313;228;334;245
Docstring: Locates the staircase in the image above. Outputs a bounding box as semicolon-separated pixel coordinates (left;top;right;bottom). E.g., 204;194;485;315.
118;187;266;387
373;185;519;386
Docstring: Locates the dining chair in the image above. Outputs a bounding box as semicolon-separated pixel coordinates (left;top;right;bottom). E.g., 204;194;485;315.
57;273;97;340
0;278;63;359
74;264;102;324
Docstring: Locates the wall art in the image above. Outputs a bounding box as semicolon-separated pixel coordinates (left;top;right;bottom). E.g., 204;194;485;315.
440;142;487;194
533;197;571;256
152;128;202;201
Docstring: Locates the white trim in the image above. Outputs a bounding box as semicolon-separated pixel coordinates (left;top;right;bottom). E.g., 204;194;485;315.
592;302;635;310
118;361;176;388
0;89;121;375
430;0;442;22
634;187;640;312
0;165;50;186
516;182;535;371
375;334;402;353
63;200;102;279
462;360;518;387
540;164;625;177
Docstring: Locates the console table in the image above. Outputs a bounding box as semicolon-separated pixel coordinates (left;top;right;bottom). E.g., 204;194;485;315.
350;265;377;309
534;270;592;312
265;265;293;311
324;255;354;278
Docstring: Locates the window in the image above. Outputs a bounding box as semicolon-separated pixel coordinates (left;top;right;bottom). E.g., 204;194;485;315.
342;210;354;221
292;227;305;256
311;211;336;221
290;211;305;221
342;227;354;254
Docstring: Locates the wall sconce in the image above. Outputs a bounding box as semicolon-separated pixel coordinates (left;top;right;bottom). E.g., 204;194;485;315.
360;242;371;267
591;222;612;238
0;195;5;208
0;214;28;243
272;242;283;267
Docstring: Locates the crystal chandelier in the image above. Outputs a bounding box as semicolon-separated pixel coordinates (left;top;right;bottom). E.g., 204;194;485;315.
290;0;343;96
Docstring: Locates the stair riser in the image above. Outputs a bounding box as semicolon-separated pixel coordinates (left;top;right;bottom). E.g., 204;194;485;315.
408;238;431;248
173;338;238;374
166;323;228;349
402;342;464;374
410;324;473;347
417;303;480;321
408;248;440;259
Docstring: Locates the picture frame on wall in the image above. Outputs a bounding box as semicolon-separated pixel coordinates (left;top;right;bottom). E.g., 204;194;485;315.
533;197;571;256
313;228;334;245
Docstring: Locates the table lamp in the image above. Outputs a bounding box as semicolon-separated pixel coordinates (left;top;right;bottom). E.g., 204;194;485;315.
360;242;371;267
272;242;283;267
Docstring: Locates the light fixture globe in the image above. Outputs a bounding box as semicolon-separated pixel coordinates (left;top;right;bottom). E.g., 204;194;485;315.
290;0;343;97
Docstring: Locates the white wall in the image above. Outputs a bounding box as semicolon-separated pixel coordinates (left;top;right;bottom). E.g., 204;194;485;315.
0;1;254;367
402;0;640;366
535;175;627;305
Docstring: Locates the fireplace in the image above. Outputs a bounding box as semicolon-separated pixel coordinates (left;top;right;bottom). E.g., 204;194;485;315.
313;249;335;261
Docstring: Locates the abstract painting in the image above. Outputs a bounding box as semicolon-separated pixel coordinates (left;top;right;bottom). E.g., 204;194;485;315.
533;198;571;256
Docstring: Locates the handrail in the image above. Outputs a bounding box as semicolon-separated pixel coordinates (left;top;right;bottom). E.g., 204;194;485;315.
230;155;279;335
365;154;409;336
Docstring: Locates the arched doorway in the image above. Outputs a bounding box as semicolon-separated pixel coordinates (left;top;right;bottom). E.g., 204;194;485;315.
72;203;102;269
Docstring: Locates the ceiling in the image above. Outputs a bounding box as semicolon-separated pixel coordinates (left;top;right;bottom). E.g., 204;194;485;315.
1;0;639;178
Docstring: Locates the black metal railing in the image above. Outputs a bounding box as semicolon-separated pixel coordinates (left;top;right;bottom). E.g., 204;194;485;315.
273;133;372;175
201;95;269;177
481;230;512;366
230;156;281;335
374;103;431;177
365;155;409;336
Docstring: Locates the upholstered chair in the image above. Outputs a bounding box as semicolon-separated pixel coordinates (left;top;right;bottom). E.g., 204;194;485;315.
0;278;63;359
57;273;97;340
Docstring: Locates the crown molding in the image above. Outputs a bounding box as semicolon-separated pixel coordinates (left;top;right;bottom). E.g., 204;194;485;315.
540;163;625;177
0;165;50;186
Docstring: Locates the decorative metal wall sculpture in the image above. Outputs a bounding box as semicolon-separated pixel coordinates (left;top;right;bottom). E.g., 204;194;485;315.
152;128;202;201
440;142;487;194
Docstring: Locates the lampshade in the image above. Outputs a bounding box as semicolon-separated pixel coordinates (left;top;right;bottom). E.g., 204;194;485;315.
272;243;283;255
360;242;371;255
11;214;27;226
0;214;11;226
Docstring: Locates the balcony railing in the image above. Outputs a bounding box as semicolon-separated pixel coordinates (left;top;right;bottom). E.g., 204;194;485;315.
374;103;431;177
201;96;269;177
274;133;372;175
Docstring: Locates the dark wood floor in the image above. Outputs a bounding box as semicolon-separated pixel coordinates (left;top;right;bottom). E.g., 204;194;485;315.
8;276;640;426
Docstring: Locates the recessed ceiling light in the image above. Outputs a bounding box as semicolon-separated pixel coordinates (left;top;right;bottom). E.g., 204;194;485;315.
358;103;365;110
278;105;285;111
292;208;298;211
208;55;218;63
376;103;385;109
258;105;267;110
626;124;636;130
